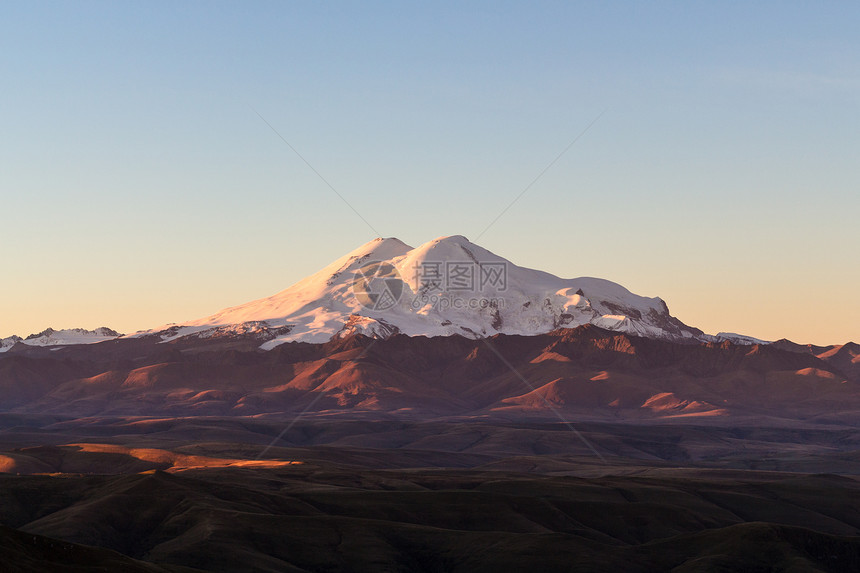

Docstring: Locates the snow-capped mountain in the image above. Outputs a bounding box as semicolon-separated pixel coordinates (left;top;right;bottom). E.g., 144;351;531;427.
0;335;22;353
0;328;121;352
707;332;771;346
137;235;706;349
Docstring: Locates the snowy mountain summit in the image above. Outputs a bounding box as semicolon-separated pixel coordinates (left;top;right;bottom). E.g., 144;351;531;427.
141;235;705;348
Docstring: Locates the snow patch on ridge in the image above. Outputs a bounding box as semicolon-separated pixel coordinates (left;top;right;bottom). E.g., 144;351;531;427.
706;332;771;346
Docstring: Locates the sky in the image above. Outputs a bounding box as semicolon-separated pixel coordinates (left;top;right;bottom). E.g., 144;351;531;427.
1;1;858;345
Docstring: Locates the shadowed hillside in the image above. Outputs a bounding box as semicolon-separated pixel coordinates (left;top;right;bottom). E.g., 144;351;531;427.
1;327;857;423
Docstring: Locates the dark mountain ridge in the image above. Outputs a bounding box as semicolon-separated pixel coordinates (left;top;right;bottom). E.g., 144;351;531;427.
1;325;856;423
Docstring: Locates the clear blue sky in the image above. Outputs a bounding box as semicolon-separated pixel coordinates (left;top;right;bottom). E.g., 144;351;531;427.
2;1;858;344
